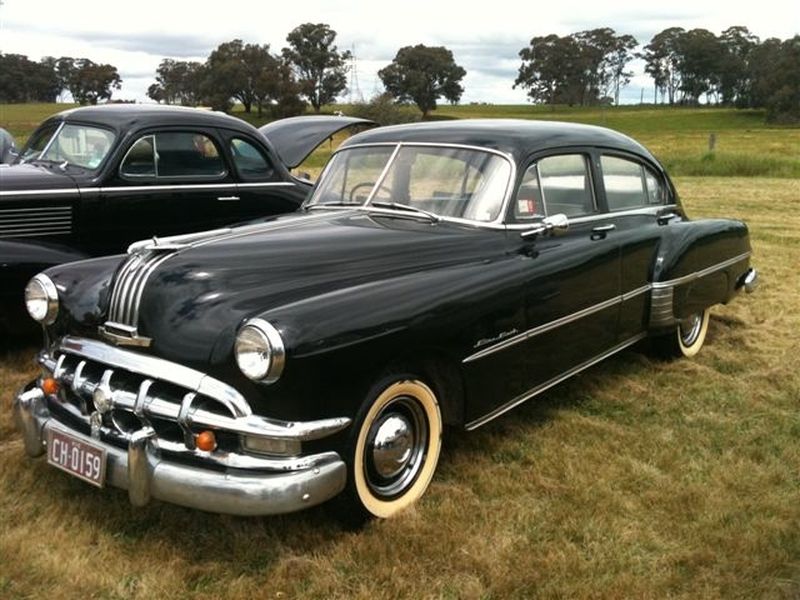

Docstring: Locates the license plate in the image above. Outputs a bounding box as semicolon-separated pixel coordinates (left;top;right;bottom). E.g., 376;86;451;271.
46;428;107;488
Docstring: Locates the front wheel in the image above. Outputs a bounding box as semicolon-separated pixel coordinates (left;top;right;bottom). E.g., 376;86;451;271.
652;307;711;358
341;376;442;520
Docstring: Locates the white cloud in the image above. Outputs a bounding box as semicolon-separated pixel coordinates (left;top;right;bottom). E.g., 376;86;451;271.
0;0;796;104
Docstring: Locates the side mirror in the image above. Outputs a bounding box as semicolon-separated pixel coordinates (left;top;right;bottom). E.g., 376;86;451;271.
520;213;569;239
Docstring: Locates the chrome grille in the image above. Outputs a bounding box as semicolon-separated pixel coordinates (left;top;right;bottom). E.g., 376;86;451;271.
0;205;72;237
107;249;174;327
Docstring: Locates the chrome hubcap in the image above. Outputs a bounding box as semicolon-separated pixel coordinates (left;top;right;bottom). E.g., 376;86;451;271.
371;414;413;478
365;396;428;499
679;312;703;346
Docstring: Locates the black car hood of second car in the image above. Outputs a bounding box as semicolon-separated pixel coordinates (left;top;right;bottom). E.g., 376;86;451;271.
130;210;507;364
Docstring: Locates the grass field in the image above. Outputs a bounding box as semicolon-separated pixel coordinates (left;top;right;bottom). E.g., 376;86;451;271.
1;103;799;598
2;103;798;178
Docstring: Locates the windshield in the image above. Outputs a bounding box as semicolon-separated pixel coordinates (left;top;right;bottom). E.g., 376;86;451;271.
21;123;115;170
308;145;512;222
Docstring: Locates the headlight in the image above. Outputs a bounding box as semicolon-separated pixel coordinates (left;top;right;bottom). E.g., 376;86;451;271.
234;319;285;383
24;274;59;324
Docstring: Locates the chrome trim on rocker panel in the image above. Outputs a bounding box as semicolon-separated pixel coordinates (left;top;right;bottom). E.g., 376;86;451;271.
465;332;648;430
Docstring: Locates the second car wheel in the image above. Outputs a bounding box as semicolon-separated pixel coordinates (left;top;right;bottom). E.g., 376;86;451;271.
341;375;442;520
653;307;711;358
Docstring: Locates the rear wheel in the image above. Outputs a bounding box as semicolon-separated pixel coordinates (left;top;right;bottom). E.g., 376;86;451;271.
341;375;442;521
652;308;711;358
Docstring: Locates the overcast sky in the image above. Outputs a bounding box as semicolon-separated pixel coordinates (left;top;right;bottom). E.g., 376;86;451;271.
1;0;797;105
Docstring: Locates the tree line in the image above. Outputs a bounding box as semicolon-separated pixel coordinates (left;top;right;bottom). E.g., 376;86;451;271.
515;26;799;122
145;24;466;119
1;23;797;123
0;54;121;105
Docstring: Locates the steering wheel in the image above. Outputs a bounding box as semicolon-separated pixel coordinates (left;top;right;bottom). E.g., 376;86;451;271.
349;182;392;203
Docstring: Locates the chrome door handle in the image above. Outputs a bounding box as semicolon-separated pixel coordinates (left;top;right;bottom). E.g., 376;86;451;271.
592;224;616;233
217;196;240;202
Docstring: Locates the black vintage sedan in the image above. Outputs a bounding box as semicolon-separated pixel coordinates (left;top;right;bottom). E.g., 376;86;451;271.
13;119;757;521
0;105;370;332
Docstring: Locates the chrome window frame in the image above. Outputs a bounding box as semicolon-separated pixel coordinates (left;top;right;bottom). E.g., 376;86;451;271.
307;142;517;228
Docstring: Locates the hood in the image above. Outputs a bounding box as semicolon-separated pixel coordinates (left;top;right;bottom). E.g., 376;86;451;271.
259;116;376;169
125;211;506;364
0;162;78;196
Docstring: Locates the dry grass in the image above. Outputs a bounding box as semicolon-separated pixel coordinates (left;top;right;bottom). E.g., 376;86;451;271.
1;177;799;599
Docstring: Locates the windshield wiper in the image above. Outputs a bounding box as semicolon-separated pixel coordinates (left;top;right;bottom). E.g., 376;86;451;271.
305;202;362;211
370;201;440;223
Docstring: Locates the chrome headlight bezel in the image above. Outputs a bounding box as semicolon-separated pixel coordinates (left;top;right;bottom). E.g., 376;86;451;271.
24;273;59;325
234;318;285;383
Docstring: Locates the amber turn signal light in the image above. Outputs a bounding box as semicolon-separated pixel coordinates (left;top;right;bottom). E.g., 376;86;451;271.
195;430;217;452
41;377;60;395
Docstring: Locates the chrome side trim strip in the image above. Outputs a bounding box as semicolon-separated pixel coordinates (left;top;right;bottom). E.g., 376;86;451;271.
622;284;651;301
0;182;296;198
465;332;648;430
463;252;750;363
0;188;80;197
236;182;297;189
651;251;751;289
463;295;623;364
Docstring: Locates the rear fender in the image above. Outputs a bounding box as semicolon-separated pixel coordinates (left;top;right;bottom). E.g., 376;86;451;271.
649;218;752;329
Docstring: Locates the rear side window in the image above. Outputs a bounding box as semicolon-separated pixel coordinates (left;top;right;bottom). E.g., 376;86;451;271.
519;154;595;218
230;138;275;180
601;155;665;210
120;132;226;179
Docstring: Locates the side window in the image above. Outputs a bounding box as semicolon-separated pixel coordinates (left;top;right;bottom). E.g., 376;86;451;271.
537;154;595;217
121;132;225;179
230;138;275;180
602;155;666;210
120;135;156;177
157;132;224;177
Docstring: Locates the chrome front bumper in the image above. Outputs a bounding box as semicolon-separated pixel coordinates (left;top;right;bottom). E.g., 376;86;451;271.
13;385;347;516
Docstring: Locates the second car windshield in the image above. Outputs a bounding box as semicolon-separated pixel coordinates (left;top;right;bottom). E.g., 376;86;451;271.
308;145;512;223
23;123;115;170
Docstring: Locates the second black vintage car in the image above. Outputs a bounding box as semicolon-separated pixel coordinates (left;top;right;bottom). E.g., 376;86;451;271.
13;119;757;521
0;105;371;332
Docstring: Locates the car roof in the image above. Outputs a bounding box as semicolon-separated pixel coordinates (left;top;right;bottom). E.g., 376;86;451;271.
49;104;257;135
342;118;658;165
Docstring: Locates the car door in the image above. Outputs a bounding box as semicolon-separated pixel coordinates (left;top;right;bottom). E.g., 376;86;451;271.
220;133;307;225
595;152;674;341
463;151;621;428
86;129;235;254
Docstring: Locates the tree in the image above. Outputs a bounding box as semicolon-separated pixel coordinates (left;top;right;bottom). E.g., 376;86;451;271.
378;45;466;117
676;29;723;104
640;27;685;104
283;23;350;113
515;29;637;106
147;59;204;106
750;36;800;123
0;53;59;102
67;59;122;105
718;26;759;106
